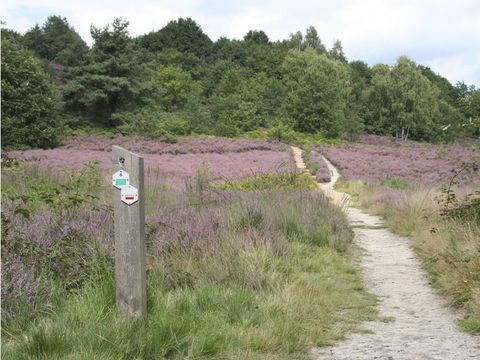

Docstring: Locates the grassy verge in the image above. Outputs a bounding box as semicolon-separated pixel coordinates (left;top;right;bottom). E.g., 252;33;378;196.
2;243;376;359
335;178;480;333
2;163;376;359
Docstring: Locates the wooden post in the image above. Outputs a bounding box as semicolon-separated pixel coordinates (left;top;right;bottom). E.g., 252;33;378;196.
112;146;146;317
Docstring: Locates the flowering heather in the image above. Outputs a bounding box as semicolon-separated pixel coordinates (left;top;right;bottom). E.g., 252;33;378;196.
318;136;480;187
8;136;295;188
2;159;350;320
1;201;114;318
60;135;288;154
148;206;224;253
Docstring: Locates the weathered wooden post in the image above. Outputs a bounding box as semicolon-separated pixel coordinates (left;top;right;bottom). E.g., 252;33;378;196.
112;146;146;317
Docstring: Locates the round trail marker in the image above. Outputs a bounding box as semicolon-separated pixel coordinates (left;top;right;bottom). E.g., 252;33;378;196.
120;185;139;205
113;170;130;189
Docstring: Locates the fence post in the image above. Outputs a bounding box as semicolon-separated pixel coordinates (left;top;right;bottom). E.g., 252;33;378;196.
112;146;146;317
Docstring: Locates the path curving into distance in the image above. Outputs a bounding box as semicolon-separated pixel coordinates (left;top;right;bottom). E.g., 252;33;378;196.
290;146;480;360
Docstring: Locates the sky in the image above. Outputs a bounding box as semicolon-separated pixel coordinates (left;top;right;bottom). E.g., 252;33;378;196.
2;0;479;86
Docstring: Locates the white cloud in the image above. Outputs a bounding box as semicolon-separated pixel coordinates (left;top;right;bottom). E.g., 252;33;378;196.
426;52;480;86
1;0;479;86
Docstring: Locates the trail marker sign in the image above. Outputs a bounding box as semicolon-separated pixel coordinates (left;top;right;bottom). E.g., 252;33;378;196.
112;146;146;318
120;185;139;205
112;170;130;189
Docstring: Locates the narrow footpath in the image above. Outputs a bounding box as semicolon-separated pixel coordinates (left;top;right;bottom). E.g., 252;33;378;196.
291;146;480;360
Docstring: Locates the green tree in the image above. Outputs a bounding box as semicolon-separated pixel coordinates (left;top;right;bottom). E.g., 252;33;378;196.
1;29;23;42
237;72;286;124
390;56;439;140
22;24;45;57
210;71;286;134
288;31;304;51
365;63;393;135
244;30;269;44
348;60;371;122
304;26;327;54
209;66;247;135
1;38;61;148
436;100;468;140
211;37;247;65
456;83;480;137
244;43;285;78
467;90;480;137
153;49;206;80
23;16;88;66
282;49;350;136
63;18;152;126
365;58;441;141
329;40;347;63
139;18;212;58
418;65;458;106
342;61;371;139
203;59;239;96
153;65;202;111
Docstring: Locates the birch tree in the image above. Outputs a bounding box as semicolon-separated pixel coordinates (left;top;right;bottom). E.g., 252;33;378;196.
390;56;439;141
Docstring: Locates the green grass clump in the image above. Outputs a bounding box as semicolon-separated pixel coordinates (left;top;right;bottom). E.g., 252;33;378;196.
380;176;416;190
459;315;480;333
301;144;321;175
214;172;317;191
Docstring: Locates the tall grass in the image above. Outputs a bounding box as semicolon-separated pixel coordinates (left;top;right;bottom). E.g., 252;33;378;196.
2;162;376;359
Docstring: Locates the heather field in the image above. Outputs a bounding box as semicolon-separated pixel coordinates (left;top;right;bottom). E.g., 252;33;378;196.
7;135;295;188
1;138;376;359
318;135;480;187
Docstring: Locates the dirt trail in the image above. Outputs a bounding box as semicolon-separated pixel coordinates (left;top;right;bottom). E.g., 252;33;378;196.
290;146;480;360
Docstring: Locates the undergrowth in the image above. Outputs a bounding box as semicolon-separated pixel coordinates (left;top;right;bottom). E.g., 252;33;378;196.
2;162;377;359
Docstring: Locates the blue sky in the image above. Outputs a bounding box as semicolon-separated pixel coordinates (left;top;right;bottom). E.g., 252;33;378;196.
2;0;479;86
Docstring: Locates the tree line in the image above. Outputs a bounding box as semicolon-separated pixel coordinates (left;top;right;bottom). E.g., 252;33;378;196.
2;16;479;148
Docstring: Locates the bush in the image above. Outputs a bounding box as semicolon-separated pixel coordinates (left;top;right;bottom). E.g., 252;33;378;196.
267;122;297;143
116;107;192;141
243;129;268;140
214;123;239;137
1;38;62;149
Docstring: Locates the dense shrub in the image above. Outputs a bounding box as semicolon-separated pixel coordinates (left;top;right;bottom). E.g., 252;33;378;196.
267;122;297;143
1;38;62;149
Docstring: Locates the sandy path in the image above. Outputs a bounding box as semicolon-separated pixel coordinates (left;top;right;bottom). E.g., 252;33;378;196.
290;146;480;360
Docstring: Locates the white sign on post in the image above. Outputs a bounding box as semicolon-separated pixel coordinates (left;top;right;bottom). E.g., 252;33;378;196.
112;170;130;189
120;185;139;205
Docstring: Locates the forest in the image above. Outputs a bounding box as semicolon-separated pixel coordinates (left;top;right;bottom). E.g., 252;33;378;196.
2;15;479;150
